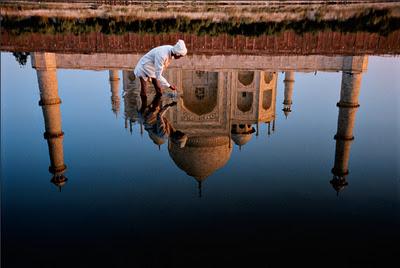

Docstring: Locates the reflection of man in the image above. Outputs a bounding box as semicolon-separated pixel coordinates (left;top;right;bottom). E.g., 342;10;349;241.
141;95;187;149
133;40;187;97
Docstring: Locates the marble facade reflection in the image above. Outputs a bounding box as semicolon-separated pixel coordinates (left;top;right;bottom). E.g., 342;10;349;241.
122;68;278;191
31;52;367;194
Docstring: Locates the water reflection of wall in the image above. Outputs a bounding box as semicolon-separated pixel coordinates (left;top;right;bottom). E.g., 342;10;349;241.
5;31;400;55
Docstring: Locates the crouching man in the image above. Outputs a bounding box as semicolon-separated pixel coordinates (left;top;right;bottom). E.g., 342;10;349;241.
133;39;187;97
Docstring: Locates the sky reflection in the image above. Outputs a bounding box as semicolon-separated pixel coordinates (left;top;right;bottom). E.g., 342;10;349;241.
1;52;399;267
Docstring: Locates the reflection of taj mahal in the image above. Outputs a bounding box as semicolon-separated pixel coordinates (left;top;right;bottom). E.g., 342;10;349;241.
31;52;367;195
170;69;277;187
122;68;278;191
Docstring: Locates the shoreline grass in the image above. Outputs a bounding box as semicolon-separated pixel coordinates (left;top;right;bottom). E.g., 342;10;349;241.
2;8;399;36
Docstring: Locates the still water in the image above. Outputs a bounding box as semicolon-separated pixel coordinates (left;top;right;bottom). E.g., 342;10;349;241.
1;52;399;267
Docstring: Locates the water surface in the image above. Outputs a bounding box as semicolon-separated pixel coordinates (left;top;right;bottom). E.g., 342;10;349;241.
1;50;399;267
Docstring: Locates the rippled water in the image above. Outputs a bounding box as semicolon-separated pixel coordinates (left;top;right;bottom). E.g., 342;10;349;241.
1;50;399;267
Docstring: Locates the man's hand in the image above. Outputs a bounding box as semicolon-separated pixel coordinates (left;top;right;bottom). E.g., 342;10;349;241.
169;84;177;91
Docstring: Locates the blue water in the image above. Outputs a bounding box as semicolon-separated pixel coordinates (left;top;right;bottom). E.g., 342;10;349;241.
1;53;399;267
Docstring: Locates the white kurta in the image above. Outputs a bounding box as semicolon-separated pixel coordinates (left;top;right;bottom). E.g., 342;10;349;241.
134;45;173;88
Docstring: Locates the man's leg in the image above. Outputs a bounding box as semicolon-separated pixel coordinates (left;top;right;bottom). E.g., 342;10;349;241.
151;78;163;96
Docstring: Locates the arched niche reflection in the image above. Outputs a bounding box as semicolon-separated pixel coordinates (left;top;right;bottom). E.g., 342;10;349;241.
262;90;273;110
237;91;253;112
182;71;218;116
264;72;274;84
238;71;254;86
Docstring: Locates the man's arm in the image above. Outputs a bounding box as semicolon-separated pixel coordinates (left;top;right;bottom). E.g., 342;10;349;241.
154;54;171;89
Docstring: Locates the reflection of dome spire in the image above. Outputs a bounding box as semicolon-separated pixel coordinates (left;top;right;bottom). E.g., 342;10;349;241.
330;175;349;196
231;124;255;149
169;136;232;192
197;180;202;198
283;109;290;119
283;71;294;118
51;174;68;192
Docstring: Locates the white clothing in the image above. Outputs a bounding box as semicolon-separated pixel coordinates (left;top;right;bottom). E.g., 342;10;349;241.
172;39;187;56
134;45;173;88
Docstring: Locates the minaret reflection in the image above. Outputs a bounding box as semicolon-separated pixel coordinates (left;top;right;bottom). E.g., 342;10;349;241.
34;53;67;191
109;70;120;116
331;71;362;195
283;71;295;118
122;70;141;135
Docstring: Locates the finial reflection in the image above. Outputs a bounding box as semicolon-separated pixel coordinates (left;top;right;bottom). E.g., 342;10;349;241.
231;124;256;150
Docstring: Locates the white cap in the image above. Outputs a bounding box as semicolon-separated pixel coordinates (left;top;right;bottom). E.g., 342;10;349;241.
172;39;187;56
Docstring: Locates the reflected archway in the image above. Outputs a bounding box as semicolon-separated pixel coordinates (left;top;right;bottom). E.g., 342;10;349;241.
182;71;218;116
238;71;254;86
237;91;253;112
262;90;273;110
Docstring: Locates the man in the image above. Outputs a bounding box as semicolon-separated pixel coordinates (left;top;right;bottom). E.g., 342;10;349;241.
133;39;187;97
